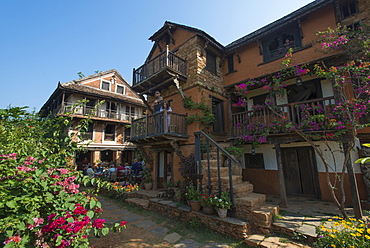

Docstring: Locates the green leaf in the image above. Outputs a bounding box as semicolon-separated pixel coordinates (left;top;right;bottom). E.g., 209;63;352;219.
101;227;109;236
6;201;16;208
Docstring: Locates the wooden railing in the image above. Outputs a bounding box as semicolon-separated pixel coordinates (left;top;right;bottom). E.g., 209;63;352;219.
231;97;336;137
130;111;187;139
52;102;140;121
133;48;187;85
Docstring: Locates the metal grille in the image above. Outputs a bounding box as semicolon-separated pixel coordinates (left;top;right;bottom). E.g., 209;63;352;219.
245;154;264;169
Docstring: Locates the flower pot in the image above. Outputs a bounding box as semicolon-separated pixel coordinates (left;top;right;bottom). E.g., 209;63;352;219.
202;205;215;215
217;208;228;218
144;182;153;190
189;200;201;212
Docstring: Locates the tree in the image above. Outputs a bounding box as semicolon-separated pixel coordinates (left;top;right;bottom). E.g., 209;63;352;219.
0;106;136;247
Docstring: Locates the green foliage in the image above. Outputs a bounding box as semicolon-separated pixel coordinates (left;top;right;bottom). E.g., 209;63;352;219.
182;96;215;127
178;153;197;187
213;192;232;210
0;106;133;247
185;184;201;201
224;146;244;157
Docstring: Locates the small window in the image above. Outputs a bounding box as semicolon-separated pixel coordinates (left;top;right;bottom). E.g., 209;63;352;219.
245;154;265;169
81;123;93;140
101;81;110;91
117;85;124;94
205;50;217;75
104;124;115;141
341;1;358;18
227;55;235;74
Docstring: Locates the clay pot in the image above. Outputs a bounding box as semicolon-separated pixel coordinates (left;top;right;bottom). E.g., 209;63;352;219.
144;182;153;190
189;200;201;212
202;205;215;215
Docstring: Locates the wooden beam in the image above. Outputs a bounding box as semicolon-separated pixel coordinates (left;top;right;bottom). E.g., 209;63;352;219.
275;143;288;208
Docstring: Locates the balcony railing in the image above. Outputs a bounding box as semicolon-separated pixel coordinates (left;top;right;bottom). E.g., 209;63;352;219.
231;97;336;137
130;111;188;140
133;49;187;85
52;102;140;121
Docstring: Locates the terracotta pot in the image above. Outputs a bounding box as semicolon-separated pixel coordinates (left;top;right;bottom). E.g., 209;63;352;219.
144;182;153;190
217;208;228;218
189;200;201;212
202;205;215;215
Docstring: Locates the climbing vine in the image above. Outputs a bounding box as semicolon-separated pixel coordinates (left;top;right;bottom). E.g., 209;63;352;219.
182;95;215;128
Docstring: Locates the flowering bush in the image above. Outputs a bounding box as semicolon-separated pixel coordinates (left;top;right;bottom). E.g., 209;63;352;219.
178;153;197;187
315;217;370;248
213;192;232;210
140;165;153;183
0;106;135;247
200;194;218;207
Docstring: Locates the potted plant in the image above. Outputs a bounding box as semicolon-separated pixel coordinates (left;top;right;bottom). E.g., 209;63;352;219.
185;184;201;211
213;192;232;218
200;194;217;215
141;167;153;190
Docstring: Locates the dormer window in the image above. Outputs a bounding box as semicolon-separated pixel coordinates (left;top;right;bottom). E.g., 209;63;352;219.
116;85;125;94
101;80;110;91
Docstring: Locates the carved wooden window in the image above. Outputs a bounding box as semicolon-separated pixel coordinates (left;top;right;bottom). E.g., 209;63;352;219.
341;0;358;18
245;154;265;169
227;55;235;74
262;24;302;62
205;50;217;75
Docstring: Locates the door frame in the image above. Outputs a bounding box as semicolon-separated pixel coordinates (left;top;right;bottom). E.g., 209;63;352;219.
281;146;321;198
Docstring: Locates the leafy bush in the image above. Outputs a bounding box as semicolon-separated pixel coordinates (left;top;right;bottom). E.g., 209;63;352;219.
213;192;232;210
178;153;197;187
0;107;134;247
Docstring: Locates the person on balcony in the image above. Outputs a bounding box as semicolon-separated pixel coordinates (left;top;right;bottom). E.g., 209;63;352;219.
160;101;172;132
151;91;163;114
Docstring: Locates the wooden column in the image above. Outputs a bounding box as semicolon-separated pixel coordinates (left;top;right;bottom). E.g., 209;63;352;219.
343;141;363;219
275;143;288;207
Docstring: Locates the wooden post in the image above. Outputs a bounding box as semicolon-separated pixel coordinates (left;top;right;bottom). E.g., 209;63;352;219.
343;141;363;219
275;143;288;207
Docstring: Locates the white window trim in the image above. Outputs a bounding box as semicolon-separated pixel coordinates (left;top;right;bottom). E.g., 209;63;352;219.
100;80;111;91
116;85;125;94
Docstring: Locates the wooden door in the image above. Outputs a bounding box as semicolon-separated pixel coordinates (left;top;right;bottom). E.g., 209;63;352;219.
282;147;320;198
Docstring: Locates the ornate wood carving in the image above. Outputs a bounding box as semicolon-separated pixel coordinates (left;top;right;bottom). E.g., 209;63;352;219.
170;141;184;159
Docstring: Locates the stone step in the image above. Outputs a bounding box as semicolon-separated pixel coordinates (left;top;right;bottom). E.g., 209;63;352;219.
201;159;224;167
202;166;229;177
125;198;150;209
244;234;309;248
230;182;254;194
248;205;279;231
220;175;243;184
234;193;266;210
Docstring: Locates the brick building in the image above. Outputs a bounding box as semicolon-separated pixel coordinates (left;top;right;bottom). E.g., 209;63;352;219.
129;0;370;218
41;69;146;168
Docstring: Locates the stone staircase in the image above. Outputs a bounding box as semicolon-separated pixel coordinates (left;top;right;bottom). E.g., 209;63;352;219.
201;146;279;233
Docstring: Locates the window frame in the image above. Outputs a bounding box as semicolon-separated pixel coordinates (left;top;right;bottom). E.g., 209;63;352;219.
104;124;116;142
101;80;110;91
116;85;125;94
341;0;358;19
205;49;217;75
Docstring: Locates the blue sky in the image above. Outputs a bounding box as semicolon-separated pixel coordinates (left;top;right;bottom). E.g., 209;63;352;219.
0;0;314;111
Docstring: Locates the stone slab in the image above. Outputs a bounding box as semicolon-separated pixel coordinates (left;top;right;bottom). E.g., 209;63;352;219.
174;239;202;248
134;220;157;229
202;242;230;247
295;224;317;238
104;205;120;211
150;226;169;236
163;232;182;243
244;234;265;247
123;213;145;223
114;209;130;215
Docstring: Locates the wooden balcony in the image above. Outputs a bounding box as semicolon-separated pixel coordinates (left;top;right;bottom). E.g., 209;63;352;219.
129;111;188;144
231;97;336;137
52;102;139;122
132;47;187;94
